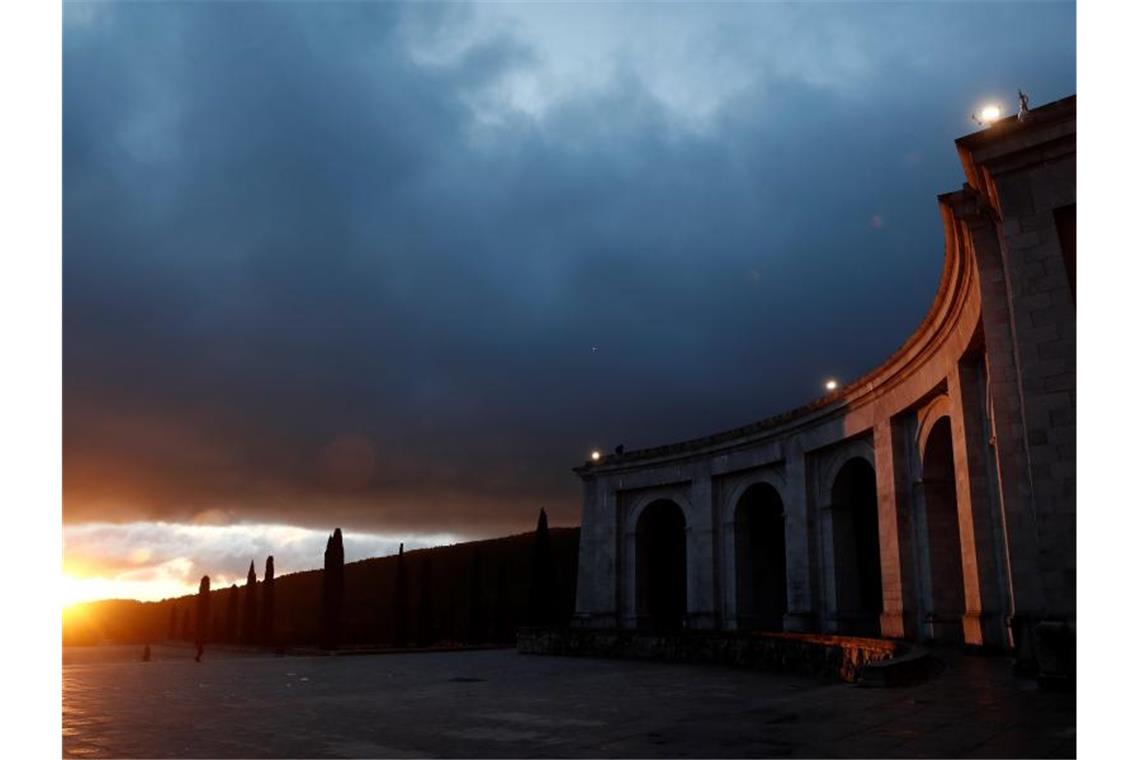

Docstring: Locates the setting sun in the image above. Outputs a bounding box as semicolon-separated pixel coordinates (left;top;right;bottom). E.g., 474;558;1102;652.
60;566;199;608
62;572;91;609
61;572;129;609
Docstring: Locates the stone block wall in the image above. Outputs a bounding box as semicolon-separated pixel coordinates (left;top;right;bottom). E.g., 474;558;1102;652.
964;102;1077;632
517;627;905;684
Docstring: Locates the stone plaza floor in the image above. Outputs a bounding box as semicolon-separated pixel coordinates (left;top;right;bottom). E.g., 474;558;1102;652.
63;644;1075;758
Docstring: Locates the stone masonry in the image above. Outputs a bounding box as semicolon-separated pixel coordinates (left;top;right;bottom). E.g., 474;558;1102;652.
572;96;1077;677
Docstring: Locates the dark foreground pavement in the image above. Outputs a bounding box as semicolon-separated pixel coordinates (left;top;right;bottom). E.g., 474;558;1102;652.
63;645;1074;758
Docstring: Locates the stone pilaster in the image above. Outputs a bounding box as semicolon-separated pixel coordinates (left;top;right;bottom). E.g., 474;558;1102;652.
686;475;718;630
720;514;739;630
873;420;917;640
953;194;1047;652
817;496;838;634
948;355;1010;648
572;479;619;628
782;440;816;632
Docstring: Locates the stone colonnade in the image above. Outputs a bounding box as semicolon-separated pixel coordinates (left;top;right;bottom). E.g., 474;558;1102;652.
572;96;1076;665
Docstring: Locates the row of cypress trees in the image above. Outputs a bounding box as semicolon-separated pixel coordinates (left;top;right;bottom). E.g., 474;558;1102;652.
167;555;277;648
166;507;561;651
318;507;562;651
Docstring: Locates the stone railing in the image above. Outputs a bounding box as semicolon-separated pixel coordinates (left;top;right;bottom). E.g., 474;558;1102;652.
517;627;927;684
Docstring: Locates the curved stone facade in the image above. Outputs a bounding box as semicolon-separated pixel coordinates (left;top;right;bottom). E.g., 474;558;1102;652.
572;96;1076;665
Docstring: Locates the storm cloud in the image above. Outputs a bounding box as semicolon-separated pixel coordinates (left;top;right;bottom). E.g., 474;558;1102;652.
64;1;1075;537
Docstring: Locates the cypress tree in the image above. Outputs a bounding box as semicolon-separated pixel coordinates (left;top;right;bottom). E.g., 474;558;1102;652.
416;557;435;646
321;528;345;650
467;547;485;645
494;561;513;644
394;543;409;647
259;556;276;648
224;583;239;643
527;507;560;626
241;561;258;646
211;604;225;643
443;598;456;643
195;576;211;649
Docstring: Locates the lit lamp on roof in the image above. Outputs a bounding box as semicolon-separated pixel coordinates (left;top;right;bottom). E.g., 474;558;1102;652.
824;378;839;393
972;103;1002;128
590;450;602;462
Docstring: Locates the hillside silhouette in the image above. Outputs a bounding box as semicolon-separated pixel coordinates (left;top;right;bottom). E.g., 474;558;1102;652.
64;526;579;649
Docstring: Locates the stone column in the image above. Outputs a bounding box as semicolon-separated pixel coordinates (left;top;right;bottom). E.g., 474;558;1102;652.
949;355;1011;648
572;478;619;628
818;501;839;634
873;420;917;640
953;194;1046;658
686;475;718;630
721;514;739;630
621;512;639;630
782;440;815;632
897;412;933;639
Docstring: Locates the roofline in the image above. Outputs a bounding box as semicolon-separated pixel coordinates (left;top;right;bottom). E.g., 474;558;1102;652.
574;196;963;475
574;92;1075;478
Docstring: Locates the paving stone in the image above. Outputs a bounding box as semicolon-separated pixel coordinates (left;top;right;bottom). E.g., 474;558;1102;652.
63;646;1074;758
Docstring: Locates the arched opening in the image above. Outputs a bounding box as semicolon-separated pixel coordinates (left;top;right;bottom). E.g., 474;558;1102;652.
734;482;787;631
830;457;882;636
635;499;687;633
921;416;966;641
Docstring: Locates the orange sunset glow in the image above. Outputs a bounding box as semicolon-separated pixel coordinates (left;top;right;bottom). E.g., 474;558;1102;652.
62;521;461;606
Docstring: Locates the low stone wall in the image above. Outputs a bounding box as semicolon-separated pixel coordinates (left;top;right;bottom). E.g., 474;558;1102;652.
1030;620;1077;689
516;627;912;683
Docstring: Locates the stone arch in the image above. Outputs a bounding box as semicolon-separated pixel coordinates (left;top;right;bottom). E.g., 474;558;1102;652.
720;471;786;631
918;415;966;642
633;498;688;633
723;470;787;516
916;394;953;463
621;488;694;631
627;488;695;531
827;455;882;636
817;439;876;508
733;481;787;630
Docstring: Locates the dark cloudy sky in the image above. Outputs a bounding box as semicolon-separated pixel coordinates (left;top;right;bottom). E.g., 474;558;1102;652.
62;1;1074;599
